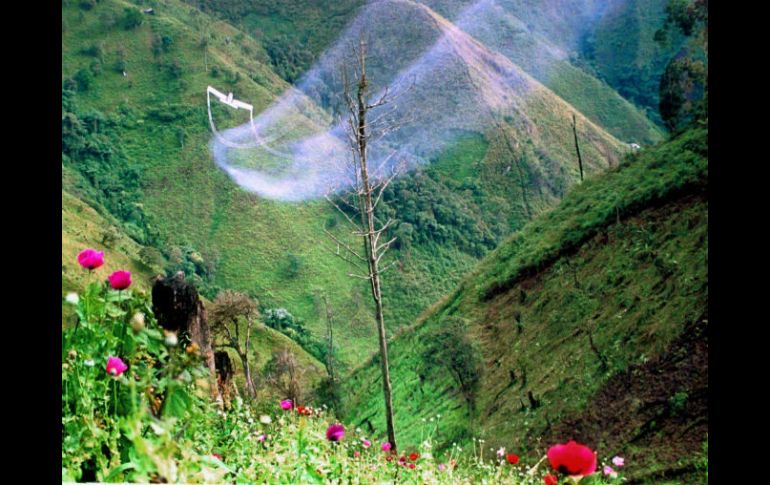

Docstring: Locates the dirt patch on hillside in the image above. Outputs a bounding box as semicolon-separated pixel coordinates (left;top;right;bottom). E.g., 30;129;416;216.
539;313;708;484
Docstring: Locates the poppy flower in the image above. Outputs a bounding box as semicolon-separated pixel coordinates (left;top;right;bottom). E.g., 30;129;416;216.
547;441;597;477
385;455;393;462
326;423;345;442
407;463;416;469
78;248;104;270
108;270;132;290
506;453;519;465
382;442;392;452
280;399;293;410
543;474;558;485
106;356;128;376
409;453;419;461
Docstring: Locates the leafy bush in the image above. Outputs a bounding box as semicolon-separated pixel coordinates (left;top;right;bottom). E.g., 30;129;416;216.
121;8;143;30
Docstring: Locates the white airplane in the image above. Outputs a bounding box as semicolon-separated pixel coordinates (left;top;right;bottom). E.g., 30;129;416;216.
207;85;253;112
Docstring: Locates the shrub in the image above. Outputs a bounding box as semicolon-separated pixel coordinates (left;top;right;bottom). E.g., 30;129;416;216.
121;8;143;30
73;69;93;91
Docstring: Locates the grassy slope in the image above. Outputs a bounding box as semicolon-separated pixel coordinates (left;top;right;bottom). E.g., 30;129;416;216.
341;126;707;481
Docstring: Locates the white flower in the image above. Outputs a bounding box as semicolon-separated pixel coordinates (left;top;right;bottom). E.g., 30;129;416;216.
497;447;505;458
164;331;178;346
259;415;272;424
84;359;95;367
65;292;79;305
247;417;254;424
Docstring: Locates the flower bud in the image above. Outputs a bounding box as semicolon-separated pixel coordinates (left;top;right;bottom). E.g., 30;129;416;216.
130;312;146;333
164;330;178;347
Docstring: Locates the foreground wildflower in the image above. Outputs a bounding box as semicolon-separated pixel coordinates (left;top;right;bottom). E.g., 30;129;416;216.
547;440;597;477
77;248;104;270
106;356;128;376
543;474;558;485
108;270;132;290
382;442;392;452
65;292;79;305
260;415;272;425
326;423;345;442
361;438;371;448
211;453;222;461
497;447;506;458
130;312;145;333
409;453;419;461
438;463;446;472
603;465;618;478
612;456;624;467
280;399;293;410
506;453;520;465
297;405;312;416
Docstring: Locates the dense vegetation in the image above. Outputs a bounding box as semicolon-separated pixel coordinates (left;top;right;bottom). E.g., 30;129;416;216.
62;264;634;483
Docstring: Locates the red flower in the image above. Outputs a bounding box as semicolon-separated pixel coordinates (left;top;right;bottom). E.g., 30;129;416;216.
296;405;312;416
409;453;419;461
211;453;222;461
546;441;597;477
543;474;558;485
108;270;132;290
385;455;394;462
506;453;519;465
77;248;104;270
407;463;416;469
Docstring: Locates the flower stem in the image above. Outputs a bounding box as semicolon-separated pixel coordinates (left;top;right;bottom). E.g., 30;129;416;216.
113;378;118;416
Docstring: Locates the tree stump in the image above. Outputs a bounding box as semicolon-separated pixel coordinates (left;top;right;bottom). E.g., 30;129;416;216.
151;272;222;407
215;350;239;409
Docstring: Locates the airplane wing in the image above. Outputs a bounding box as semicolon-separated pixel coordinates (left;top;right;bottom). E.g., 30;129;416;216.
207;86;228;103
230;99;254;111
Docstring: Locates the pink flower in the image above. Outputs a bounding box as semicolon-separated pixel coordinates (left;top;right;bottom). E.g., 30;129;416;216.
77;248;104;270
108;270;132;290
604;465;617;478
438;464;446;472
361;438;371;448
354;451;361;458
326;423;345;442
106;356;128;376
382;442;392;452
257;434;266;442
280;399;293;410
611;456;624;467
212;453;222;461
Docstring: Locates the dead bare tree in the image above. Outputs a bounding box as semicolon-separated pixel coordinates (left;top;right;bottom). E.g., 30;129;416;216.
322;37;404;450
209;290;259;398
572;113;584;182
264;348;304;404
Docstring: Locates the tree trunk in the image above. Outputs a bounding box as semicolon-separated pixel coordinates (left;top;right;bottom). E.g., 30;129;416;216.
239;351;256;398
152;273;222;407
572;113;584;182
356;45;397;450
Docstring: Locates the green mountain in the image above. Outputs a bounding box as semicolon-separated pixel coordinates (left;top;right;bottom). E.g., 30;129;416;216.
341;125;707;482
62;0;649;368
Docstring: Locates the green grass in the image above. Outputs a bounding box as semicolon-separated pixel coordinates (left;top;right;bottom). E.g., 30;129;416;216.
341;126;708;481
